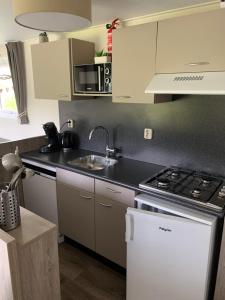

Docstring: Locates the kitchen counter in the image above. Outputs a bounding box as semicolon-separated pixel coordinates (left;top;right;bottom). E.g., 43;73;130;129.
21;149;225;216
21;149;164;191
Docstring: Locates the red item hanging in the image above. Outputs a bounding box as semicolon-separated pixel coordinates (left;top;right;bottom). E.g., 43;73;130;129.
106;18;120;53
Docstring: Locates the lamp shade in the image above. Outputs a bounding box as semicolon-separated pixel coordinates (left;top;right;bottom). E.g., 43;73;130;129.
13;0;92;32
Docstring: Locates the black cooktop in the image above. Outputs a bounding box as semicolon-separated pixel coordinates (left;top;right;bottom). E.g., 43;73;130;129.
140;168;225;212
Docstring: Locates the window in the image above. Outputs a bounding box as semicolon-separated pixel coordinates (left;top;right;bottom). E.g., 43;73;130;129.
0;45;17;117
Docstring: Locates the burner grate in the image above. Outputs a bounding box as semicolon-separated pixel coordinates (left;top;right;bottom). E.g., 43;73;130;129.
139;167;224;211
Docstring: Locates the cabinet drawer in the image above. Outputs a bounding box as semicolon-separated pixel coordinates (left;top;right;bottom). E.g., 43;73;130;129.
95;180;135;207
56;168;94;193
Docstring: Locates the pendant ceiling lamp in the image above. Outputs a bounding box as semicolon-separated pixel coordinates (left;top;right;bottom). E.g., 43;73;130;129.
13;0;92;32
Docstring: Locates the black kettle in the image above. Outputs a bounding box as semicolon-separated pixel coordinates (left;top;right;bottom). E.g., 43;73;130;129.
61;131;78;152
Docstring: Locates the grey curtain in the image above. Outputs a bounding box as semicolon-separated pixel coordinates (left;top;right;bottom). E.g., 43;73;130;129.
6;41;29;124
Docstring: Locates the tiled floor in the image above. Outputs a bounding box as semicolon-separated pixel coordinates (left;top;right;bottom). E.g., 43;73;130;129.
59;242;126;300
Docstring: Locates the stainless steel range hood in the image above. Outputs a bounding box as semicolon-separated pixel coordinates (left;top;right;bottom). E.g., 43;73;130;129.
145;72;225;95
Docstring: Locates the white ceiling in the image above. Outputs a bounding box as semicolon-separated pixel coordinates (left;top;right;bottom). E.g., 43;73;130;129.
0;0;213;42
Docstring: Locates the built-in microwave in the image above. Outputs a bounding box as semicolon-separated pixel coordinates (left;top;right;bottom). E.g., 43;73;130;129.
74;63;112;94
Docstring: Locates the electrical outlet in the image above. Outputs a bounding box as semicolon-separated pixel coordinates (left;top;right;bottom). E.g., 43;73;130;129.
67;119;74;128
144;128;153;140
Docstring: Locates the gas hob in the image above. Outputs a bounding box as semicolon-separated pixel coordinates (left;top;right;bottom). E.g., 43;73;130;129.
139;167;225;212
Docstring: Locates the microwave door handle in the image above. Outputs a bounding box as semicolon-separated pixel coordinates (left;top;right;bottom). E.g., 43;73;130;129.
98;66;102;92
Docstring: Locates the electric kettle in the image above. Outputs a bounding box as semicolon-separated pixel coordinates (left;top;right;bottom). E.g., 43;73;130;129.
61;131;78;152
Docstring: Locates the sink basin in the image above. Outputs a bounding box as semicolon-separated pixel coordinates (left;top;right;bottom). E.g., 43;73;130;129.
68;155;118;171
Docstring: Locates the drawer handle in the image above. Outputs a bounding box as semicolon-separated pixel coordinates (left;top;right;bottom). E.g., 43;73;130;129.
57;94;69;98
80;195;92;200
97;202;112;208
115;96;131;99
187;62;210;66
106;187;121;194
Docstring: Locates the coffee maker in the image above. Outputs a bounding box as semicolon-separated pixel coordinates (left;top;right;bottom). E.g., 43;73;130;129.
40;122;61;153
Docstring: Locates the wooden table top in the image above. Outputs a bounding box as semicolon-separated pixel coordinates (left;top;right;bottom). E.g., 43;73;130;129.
0;207;56;246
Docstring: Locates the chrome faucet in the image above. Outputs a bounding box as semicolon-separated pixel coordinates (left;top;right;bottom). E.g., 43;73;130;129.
89;126;116;158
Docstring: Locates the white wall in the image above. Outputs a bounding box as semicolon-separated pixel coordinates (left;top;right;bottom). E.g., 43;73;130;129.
0;35;60;141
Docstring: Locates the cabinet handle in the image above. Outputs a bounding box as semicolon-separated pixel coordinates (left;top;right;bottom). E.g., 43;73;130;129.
187;62;210;66
115;96;131;99
97;202;112;208
80;194;92;200
57;94;69;98
106;187;121;194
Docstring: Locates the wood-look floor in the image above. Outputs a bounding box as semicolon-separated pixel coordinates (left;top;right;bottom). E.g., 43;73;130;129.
59;242;126;300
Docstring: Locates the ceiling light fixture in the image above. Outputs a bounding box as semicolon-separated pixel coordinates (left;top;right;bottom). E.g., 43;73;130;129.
13;0;92;32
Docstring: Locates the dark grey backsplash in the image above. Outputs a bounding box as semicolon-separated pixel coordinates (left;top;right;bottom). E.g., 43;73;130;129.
59;95;225;176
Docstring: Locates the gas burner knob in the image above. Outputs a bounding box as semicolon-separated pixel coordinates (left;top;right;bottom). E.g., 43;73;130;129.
218;191;225;198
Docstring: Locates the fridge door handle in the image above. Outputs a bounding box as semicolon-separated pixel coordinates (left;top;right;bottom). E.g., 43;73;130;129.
125;213;134;242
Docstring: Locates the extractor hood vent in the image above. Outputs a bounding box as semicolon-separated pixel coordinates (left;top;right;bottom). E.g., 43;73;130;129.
173;75;204;82
145;72;225;95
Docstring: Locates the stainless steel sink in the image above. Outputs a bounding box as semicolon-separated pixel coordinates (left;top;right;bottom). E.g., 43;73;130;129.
68;155;118;171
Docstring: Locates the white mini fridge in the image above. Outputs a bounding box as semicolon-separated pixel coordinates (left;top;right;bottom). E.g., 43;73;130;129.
126;194;217;300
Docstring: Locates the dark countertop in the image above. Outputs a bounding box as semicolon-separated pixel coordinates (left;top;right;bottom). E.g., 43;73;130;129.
21;149;225;217
21;149;164;190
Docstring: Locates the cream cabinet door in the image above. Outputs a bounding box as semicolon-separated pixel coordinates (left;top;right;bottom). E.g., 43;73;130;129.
57;182;95;251
95;195;128;267
95;180;135;267
157;9;225;74
112;22;157;103
31;39;72;101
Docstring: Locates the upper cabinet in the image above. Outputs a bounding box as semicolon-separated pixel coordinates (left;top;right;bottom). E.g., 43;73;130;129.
156;9;225;74
112;22;168;104
31;38;94;101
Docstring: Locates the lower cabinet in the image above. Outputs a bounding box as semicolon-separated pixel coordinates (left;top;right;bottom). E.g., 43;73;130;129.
56;168;135;267
57;169;95;250
95;195;128;267
95;180;135;268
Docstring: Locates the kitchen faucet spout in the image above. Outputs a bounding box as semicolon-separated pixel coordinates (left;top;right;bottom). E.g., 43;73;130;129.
89;126;115;158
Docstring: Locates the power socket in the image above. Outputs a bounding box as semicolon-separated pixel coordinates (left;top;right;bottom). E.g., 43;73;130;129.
67;119;74;128
144;128;153;140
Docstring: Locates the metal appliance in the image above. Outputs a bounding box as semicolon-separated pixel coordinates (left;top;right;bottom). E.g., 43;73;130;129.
74;63;112;94
40;122;61;153
22;159;58;226
139;167;225;212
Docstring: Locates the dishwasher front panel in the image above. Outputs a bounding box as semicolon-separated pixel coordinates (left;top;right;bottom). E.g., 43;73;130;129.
23;173;58;225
